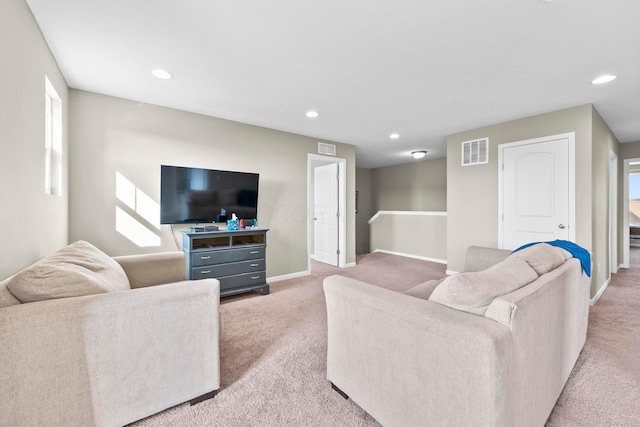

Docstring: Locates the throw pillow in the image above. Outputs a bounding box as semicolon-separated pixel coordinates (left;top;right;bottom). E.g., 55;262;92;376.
6;240;131;303
429;257;538;315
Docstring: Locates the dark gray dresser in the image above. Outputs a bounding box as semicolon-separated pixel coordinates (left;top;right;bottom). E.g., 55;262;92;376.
182;229;269;297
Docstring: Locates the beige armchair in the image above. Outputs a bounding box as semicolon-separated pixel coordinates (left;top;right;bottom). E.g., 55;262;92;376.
0;242;220;427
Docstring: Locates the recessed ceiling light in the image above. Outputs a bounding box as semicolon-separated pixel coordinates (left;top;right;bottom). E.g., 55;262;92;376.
389;133;400;140
306;110;319;118
152;69;173;80
411;150;427;159
591;74;616;85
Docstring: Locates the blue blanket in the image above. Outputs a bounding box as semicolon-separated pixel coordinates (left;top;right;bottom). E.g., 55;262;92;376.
513;240;591;277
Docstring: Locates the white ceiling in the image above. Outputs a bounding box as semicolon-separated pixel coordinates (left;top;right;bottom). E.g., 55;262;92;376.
26;0;640;168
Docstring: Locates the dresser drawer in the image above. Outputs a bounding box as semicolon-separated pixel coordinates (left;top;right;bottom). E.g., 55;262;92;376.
219;271;267;290
192;259;265;279
191;246;265;267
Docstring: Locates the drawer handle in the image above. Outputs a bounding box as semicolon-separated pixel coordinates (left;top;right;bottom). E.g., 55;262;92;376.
250;251;260;254
251;276;261;280
200;256;211;260
200;270;211;274
250;263;259;267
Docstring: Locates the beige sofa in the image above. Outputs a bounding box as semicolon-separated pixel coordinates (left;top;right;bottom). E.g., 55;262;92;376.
324;244;590;427
0;241;220;427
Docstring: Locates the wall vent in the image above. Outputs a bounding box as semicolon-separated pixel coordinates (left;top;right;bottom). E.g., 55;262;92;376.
462;138;489;166
318;142;336;156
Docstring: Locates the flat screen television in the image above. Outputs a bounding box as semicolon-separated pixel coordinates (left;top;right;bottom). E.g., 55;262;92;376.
160;165;259;224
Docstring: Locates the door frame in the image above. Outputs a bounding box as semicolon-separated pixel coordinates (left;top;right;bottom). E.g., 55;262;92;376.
609;150;618;274
307;154;346;269
622;157;640;268
498;132;576;248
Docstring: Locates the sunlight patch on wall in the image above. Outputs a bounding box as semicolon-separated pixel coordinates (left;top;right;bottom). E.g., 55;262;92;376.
115;207;161;247
115;171;161;247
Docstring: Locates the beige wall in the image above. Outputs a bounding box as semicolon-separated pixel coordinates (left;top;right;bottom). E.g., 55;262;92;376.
0;0;69;280
620;140;640;159
446;106;593;269
446;104;620;298
369;213;447;262
356;168;372;254
359;157;447;258
68;90;356;279
591;107;621;296
371;157;447;211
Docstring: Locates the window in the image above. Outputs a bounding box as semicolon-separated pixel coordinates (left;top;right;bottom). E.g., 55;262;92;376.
45;76;62;195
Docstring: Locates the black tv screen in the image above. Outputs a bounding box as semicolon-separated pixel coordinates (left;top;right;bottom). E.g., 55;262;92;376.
160;165;259;224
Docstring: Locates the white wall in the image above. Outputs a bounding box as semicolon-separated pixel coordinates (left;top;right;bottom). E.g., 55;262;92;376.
0;0;69;280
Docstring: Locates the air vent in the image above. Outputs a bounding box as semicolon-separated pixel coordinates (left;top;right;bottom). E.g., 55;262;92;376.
318;142;336;156
462;138;489;166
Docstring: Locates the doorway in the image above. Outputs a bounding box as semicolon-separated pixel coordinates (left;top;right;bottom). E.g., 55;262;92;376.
622;158;640;267
498;132;575;249
307;154;346;269
609;151;618;274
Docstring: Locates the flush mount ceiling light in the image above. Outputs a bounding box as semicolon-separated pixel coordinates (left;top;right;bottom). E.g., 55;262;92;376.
389;133;400;140
411;150;427;159
151;69;173;80
591;74;616;84
306;110;319;118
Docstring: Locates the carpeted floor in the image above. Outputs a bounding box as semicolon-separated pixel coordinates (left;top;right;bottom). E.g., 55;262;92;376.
546;248;640;426
130;250;640;426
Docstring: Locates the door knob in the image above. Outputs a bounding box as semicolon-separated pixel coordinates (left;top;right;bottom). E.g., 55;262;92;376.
558;224;566;229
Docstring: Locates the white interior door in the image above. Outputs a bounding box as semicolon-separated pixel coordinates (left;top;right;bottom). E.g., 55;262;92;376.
500;135;573;249
314;163;339;266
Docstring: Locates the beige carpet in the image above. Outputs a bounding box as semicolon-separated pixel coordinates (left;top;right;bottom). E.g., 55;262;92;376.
546;248;640;426
130;251;640;426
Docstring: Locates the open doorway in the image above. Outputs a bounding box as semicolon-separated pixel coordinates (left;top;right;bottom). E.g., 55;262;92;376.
622;158;640;267
307;154;346;269
610;150;618;275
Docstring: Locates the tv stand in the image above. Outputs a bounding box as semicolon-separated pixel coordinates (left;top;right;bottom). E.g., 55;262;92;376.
182;228;269;298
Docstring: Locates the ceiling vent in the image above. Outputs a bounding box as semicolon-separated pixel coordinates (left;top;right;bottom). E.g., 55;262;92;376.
318;142;336;156
462;138;489;166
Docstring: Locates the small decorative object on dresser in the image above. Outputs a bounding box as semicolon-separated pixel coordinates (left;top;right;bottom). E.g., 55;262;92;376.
182;228;269;297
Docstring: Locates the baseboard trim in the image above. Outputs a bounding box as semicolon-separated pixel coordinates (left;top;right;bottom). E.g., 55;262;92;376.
372;249;447;264
445;269;459;276
267;270;309;283
590;277;611;306
345;262;357;268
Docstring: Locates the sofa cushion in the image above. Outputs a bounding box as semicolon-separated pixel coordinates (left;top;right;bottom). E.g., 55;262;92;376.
404;278;444;300
429;257;538;315
0;280;21;308
6;241;131;303
508;243;566;276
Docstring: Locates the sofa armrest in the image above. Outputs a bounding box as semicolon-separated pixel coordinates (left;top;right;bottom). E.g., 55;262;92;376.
464;246;512;272
0;279;220;427
114;251;186;288
324;275;513;427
